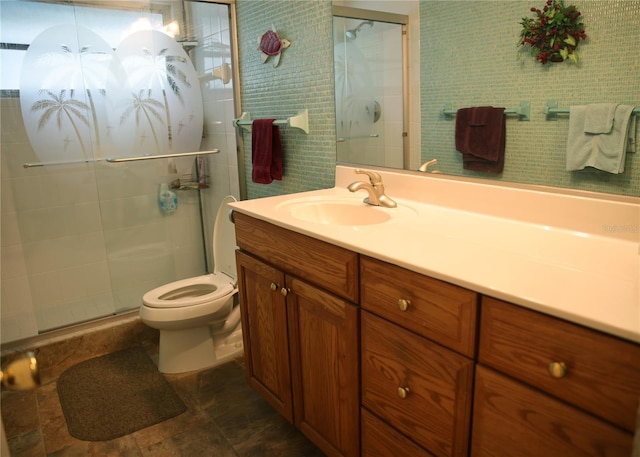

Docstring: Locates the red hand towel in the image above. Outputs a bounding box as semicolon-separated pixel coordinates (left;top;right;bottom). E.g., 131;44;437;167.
270;124;283;181
251;119;283;184
455;107;506;173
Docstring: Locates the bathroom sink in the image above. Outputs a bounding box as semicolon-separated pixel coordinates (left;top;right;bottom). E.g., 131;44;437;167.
276;196;414;226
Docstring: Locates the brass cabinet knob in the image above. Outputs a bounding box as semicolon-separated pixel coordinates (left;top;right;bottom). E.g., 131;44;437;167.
397;298;411;311
270;283;278;291
397;386;410;399
280;287;290;297
548;362;567;378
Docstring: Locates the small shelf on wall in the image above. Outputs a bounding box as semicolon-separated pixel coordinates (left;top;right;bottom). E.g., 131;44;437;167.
171;182;209;191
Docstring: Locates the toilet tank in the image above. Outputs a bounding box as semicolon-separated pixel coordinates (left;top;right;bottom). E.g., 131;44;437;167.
213;195;238;281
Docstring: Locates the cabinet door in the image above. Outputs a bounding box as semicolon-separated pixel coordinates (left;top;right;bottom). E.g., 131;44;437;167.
287;275;360;457
235;251;293;422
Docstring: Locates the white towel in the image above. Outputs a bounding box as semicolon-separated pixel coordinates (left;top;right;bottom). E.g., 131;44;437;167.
566;104;636;174
627;113;637;153
584;103;617;134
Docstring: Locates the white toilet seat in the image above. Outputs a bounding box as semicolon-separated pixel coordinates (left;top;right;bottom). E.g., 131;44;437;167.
142;272;235;309
139;195;243;373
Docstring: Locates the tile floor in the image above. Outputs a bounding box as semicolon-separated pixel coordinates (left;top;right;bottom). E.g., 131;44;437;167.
2;350;325;456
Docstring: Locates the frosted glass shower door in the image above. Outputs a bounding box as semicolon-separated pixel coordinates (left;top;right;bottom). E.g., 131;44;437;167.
0;0;238;340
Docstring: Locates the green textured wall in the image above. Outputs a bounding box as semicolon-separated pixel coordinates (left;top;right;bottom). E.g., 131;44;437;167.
236;0;336;199
421;0;640;196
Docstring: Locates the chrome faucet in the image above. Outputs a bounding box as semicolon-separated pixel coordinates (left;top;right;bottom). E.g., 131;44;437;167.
347;169;397;208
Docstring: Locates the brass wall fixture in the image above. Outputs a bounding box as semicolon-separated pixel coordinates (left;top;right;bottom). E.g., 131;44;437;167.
0;352;40;391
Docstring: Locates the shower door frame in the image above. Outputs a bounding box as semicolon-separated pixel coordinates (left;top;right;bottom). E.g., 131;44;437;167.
0;0;243;343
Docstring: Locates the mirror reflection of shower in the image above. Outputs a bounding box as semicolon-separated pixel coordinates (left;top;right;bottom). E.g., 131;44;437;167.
333;7;408;169
345;20;373;40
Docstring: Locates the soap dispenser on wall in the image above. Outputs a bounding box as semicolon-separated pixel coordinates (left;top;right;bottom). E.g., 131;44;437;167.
158;183;178;214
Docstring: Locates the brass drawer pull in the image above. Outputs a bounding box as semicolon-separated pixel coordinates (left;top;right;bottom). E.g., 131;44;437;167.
270;283;278;291
281;287;290;297
397;386;410;399
548;362;567;379
397;298;411;311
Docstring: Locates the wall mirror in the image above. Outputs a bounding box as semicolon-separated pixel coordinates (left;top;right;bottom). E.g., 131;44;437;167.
332;0;640;197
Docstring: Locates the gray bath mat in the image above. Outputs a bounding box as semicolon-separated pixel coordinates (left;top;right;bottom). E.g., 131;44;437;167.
57;346;186;441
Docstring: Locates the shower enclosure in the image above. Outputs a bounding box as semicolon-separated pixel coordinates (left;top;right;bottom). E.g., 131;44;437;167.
332;7;409;169
0;0;240;343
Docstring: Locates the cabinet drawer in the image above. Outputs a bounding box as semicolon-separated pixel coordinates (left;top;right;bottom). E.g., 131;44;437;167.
360;256;477;356
361;408;434;457
234;212;359;302
361;311;473;457
479;296;640;432
472;366;633;457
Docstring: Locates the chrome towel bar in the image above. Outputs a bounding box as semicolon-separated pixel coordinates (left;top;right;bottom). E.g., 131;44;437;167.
23;150;219;168
544;100;639;120
232;109;309;134
441;101;531;121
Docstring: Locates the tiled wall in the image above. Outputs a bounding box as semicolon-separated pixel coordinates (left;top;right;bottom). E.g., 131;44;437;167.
421;0;640;196
236;0;337;199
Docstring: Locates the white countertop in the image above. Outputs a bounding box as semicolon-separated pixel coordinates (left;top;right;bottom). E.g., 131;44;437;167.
230;166;640;343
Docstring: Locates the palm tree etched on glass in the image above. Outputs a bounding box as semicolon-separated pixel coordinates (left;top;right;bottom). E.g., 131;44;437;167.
119;89;166;153
116;30;203;157
30;89;91;159
20;26;203;166
20;25;115;165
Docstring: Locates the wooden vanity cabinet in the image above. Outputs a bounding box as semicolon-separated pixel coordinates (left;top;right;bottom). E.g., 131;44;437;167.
360;256;478;457
234;213;360;457
472;296;640;456
234;211;640;457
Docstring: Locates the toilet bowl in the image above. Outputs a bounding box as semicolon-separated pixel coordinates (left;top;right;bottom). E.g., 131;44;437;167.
140;195;243;373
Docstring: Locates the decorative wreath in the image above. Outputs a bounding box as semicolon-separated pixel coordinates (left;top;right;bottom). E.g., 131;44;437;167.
518;0;587;65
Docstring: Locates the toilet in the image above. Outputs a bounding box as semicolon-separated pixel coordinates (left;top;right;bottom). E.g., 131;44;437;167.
140;195;243;373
